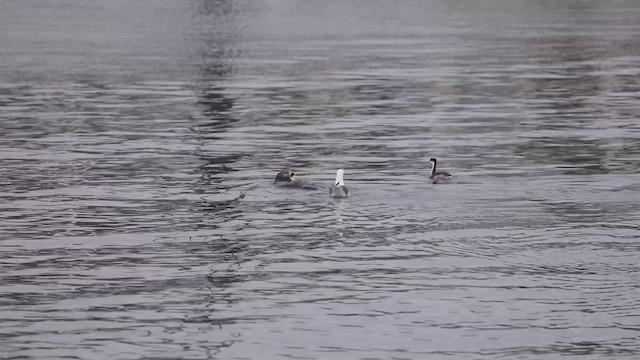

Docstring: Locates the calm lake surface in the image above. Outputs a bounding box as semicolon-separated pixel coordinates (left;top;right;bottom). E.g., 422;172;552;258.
1;1;640;359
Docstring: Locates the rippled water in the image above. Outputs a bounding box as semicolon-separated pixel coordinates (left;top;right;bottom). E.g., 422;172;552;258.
2;1;640;359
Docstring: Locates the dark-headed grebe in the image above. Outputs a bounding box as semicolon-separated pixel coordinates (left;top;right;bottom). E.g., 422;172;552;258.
274;169;319;190
274;169;296;184
428;158;452;184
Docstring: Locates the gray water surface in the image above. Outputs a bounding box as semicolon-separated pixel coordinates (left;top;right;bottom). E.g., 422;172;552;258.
1;1;640;359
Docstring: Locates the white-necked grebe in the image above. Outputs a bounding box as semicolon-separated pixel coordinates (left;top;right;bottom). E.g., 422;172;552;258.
428;158;452;184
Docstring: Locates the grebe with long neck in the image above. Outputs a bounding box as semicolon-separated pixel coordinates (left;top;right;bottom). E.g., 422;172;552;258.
329;169;349;198
428;158;452;184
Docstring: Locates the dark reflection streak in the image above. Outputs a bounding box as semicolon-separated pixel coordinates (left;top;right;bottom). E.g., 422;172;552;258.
184;0;249;345
188;0;247;198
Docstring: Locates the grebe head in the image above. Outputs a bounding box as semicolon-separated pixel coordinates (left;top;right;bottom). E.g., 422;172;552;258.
274;169;296;183
335;169;345;186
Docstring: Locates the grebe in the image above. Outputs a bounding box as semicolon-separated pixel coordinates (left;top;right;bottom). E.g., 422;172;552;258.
329;169;349;198
274;169;296;184
274;169;319;190
428;158;452;184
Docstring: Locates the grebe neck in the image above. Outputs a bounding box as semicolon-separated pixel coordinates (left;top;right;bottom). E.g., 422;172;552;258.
335;169;345;186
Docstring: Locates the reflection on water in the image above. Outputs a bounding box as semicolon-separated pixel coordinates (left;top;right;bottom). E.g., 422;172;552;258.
1;0;640;359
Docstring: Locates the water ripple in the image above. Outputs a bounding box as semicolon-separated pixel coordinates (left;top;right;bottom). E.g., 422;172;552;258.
2;1;640;359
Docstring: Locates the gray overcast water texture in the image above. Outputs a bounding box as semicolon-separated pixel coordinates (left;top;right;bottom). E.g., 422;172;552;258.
1;0;640;359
